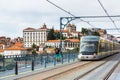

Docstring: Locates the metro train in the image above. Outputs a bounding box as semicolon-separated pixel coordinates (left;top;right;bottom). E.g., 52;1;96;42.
78;36;120;60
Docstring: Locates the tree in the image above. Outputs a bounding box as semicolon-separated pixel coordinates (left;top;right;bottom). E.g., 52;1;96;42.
32;43;36;50
31;43;37;55
54;32;65;40
47;28;56;40
54;32;60;39
92;31;100;36
81;28;88;35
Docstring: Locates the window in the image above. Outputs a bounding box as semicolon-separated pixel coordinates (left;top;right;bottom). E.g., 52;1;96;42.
100;42;106;52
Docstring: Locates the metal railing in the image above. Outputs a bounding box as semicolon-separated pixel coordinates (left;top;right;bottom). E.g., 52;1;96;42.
0;52;78;77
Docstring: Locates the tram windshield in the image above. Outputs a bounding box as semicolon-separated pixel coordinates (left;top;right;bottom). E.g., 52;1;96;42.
80;41;98;54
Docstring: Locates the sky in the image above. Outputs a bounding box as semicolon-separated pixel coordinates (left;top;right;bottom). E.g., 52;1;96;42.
0;0;120;38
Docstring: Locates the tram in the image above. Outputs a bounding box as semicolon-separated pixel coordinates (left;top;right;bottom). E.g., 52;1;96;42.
78;36;120;60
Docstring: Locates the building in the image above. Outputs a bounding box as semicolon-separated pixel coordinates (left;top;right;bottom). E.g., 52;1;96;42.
54;30;69;38
0;44;5;55
45;39;80;52
64;39;80;50
55;23;79;39
45;40;62;48
4;43;26;56
66;23;76;32
23;24;50;48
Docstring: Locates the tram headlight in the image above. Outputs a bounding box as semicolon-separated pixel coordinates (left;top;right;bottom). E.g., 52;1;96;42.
93;53;96;58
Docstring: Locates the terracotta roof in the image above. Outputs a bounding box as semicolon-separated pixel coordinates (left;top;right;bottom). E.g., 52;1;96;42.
54;30;69;33
0;44;4;46
14;42;23;47
65;39;80;42
0;49;4;52
47;40;60;42
5;46;26;50
23;27;36;30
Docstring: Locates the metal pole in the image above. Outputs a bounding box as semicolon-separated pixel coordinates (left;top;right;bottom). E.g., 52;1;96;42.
60;17;62;51
3;56;5;71
44;57;46;68
15;61;18;75
32;60;34;71
25;55;27;68
61;53;63;64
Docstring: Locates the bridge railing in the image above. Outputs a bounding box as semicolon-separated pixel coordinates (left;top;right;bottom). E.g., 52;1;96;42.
0;52;78;76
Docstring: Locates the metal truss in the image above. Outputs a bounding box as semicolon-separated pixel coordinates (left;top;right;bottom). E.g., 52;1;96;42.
59;17;81;51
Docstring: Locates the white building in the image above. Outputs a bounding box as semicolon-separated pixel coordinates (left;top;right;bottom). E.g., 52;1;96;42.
0;44;5;55
4;46;26;56
23;24;49;48
45;39;80;52
45;40;63;48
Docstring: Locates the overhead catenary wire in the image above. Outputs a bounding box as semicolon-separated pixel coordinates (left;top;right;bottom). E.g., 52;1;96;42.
46;0;120;35
97;0;120;33
46;0;96;28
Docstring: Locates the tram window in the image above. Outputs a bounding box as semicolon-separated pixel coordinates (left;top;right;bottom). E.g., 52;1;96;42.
100;42;106;52
106;43;110;51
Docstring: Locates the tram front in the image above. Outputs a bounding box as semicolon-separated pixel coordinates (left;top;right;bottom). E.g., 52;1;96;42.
78;36;99;60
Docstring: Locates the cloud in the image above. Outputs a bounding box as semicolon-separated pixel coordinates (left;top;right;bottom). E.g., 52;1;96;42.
0;0;120;38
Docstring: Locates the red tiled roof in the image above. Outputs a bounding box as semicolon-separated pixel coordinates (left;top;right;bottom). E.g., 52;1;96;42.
14;42;23;47
5;46;26;50
65;39;80;42
0;44;4;46
54;30;69;33
0;49;4;52
47;40;60;42
23;27;36;30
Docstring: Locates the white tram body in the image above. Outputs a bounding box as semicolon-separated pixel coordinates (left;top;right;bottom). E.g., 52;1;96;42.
78;36;120;60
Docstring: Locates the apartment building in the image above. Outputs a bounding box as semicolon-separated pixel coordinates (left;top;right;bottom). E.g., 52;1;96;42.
23;24;50;48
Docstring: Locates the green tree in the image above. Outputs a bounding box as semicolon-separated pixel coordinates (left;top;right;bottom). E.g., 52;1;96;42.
32;43;36;50
92;31;100;36
47;28;55;40
54;32;60;39
81;28;88;35
31;43;37;55
54;32;65;40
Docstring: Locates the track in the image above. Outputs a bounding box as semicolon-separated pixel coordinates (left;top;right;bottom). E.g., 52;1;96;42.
15;53;120;80
103;60;120;80
43;61;95;80
15;61;92;80
42;54;119;80
74;61;108;80
74;53;120;80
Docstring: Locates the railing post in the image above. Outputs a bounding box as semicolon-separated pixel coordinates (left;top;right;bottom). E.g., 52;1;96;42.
3;56;5;71
25;55;27;68
15;61;18;75
61;54;63;64
44;57;47;68
32;60;34;71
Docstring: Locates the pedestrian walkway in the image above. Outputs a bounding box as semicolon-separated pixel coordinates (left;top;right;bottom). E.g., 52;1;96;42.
0;60;77;80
